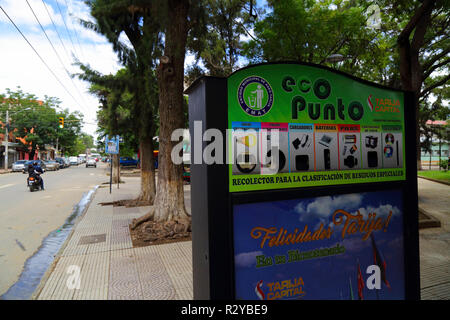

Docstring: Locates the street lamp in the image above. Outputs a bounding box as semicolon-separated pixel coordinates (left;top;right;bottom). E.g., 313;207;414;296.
326;54;346;63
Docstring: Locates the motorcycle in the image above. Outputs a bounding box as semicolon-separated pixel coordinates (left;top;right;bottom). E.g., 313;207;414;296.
27;174;43;192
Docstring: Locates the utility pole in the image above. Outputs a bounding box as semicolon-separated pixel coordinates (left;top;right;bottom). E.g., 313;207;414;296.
4;109;9;170
55;136;59;158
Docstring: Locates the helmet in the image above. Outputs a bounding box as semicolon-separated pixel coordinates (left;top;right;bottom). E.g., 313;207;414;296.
28;164;34;169
33;161;38;166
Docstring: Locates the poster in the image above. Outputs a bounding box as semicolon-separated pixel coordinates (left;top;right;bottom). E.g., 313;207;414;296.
228;64;406;192
233;190;405;300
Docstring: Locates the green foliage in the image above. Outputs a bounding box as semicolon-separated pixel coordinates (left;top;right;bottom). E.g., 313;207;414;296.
77;0;161;146
241;0;391;82
0;87;83;157
187;0;249;79
440;159;448;171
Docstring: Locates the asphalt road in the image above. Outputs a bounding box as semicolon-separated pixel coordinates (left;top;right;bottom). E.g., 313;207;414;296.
0;162;107;296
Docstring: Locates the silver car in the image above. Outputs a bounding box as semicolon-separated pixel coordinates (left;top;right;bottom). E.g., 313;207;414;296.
12;160;28;172
86;158;97;168
44;160;60;171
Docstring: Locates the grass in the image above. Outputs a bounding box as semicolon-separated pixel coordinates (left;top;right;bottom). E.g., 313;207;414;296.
418;170;450;183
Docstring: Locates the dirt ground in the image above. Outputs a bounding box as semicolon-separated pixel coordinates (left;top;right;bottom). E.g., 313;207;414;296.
129;220;191;248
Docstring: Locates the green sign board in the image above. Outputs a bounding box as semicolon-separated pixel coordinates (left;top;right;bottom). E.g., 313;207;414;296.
228;64;406;192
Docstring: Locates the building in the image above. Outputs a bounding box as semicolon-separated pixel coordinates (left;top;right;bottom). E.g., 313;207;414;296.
420;120;449;167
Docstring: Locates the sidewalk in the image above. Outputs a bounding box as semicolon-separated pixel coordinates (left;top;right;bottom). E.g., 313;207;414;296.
418;178;450;300
33;177;192;300
33;176;449;300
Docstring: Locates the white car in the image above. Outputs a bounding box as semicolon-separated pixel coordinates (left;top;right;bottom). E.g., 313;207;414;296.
69;156;78;165
86;158;97;168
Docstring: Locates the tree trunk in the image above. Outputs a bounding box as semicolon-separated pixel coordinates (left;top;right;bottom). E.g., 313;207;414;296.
112;154;120;184
397;0;435;171
153;0;190;225
29;148;36;161
137;136;156;203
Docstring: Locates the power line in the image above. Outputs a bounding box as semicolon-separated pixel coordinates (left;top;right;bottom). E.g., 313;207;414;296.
26;0;90;115
64;0;86;61
54;0;79;59
0;5;84;115
41;0;71;62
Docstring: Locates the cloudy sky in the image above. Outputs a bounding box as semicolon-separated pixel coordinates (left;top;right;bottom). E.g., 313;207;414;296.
0;0;126;137
0;0;267;139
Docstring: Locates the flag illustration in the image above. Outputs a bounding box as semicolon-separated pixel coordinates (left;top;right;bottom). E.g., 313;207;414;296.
255;280;265;300
349;277;354;300
371;234;391;289
357;262;365;300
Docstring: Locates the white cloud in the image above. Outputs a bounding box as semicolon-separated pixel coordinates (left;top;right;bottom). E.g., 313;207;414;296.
235;251;263;268
354;204;401;219
295;193;364;222
0;0;64;28
0;32;120;137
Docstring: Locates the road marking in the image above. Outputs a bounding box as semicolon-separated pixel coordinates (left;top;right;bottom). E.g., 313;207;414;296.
42;195;52;199
90;173;94;176
15;239;26;251
0;184;14;189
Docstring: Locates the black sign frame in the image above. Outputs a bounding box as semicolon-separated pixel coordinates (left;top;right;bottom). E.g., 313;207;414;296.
185;62;419;300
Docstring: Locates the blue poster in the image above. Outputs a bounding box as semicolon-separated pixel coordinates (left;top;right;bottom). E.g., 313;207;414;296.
105;135;119;154
233;190;405;300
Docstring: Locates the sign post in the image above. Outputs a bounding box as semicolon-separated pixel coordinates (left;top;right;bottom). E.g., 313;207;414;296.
105;135;119;194
186;63;419;300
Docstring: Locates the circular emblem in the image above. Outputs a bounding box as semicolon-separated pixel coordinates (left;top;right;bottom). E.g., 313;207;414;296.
237;76;274;116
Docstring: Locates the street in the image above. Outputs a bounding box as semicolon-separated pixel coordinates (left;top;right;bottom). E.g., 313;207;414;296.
0;162;107;296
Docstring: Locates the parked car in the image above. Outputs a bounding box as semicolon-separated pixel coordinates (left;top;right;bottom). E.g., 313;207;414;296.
86;158;97;168
44;160;60;171
120;157;139;167
69;156;78;165
64;157;71;167
55;157;66;168
12;160;28;172
22;160;46;173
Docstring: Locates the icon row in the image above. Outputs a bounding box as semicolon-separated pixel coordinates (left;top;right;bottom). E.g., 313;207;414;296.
231;125;403;175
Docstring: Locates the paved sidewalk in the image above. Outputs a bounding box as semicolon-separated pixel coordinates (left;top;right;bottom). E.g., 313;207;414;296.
34;177;192;300
418;178;450;300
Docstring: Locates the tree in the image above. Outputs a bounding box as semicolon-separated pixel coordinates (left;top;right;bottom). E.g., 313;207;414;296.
0;87;82;159
242;0;390;82
393;0;449;169
79;0;161;204
187;0;250;80
130;0;207;231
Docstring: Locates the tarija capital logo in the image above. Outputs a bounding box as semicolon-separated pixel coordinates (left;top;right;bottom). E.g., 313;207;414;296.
368;95;400;113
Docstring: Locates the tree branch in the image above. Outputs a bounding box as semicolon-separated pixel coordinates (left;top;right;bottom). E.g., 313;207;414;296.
422;47;450;72
420;74;450;97
398;0;435;45
422;57;450;81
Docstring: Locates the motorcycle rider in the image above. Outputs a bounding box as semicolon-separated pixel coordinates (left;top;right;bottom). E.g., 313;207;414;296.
27;161;44;190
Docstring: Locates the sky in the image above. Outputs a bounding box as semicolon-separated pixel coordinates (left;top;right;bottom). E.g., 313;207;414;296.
0;0;267;140
0;0;123;138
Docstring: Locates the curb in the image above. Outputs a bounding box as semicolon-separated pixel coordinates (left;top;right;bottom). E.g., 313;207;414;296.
31;185;99;300
418;175;450;186
418;206;441;229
